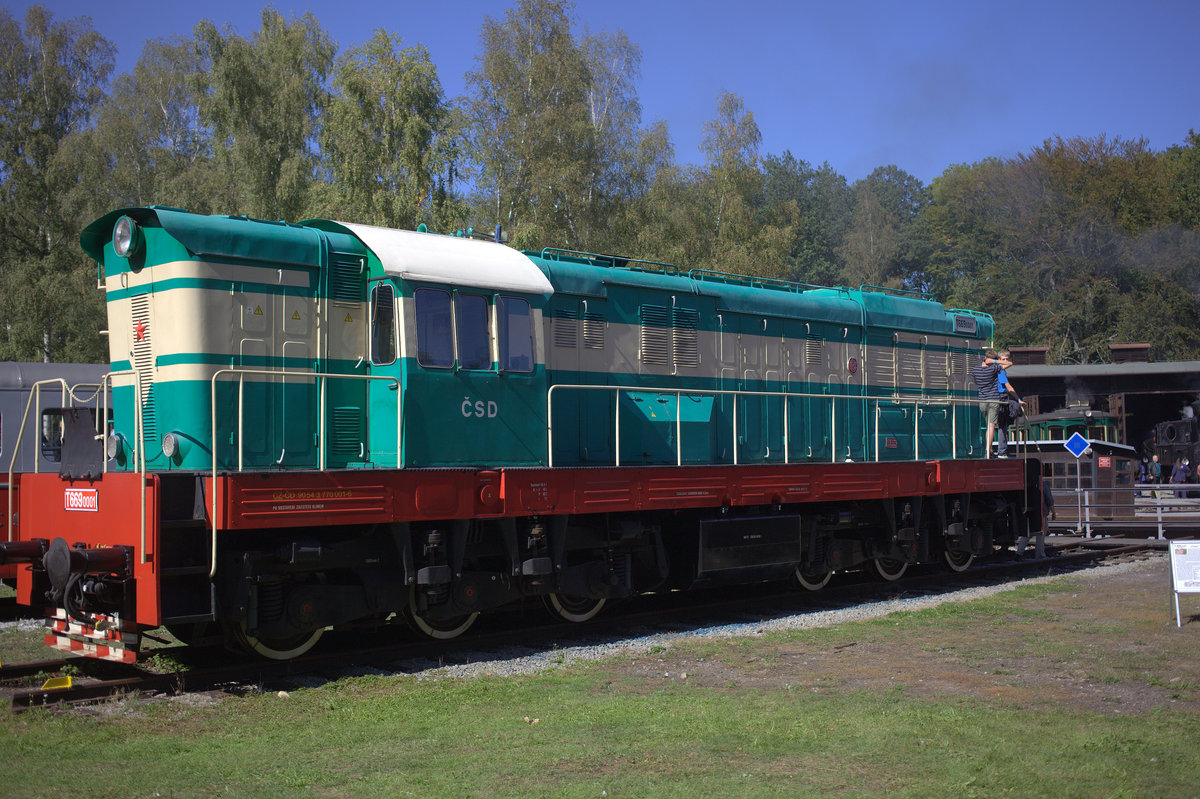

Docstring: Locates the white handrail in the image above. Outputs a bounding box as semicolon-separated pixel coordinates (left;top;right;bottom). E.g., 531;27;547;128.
6;376;110;543
208;368;401;578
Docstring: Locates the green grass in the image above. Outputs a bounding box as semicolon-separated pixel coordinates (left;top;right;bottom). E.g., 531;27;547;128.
1;565;1197;798
1;671;1196;798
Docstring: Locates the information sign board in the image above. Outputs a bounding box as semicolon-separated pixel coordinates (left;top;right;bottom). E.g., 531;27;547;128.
1064;432;1089;458
1169;540;1200;627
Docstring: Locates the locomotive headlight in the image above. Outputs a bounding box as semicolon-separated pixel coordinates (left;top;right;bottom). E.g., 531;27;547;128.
162;431;190;462
106;432;126;463
112;216;142;258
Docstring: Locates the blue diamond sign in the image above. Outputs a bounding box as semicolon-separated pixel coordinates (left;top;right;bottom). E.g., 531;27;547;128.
1064;432;1089;458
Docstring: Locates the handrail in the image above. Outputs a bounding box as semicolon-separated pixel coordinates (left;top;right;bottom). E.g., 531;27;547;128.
537;248;680;274
859;284;934;301
688;269;835;295
208;368;402;578
1047;484;1195;541
546;383;981;468
6;376;109;542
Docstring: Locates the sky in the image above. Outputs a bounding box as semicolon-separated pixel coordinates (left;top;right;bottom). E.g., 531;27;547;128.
8;0;1200;184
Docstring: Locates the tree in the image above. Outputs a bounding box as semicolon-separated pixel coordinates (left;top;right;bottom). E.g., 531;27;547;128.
699;91;762;258
839;182;898;287
760;154;852;286
576;28;644;252
462;0;645;250
1161;129;1200;230
839;166;930;289
194;9;335;221
73;36;225;216
318;30;457;230
0;6;113;361
922;138;1200;363
464;0;588;247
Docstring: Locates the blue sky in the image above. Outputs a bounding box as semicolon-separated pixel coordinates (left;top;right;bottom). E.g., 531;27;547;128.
10;0;1200;183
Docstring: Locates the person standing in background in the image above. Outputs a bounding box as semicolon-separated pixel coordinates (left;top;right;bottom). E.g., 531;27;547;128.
1170;458;1188;510
1018;478;1053;560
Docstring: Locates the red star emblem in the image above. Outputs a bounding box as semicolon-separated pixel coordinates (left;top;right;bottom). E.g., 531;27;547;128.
134;319;147;342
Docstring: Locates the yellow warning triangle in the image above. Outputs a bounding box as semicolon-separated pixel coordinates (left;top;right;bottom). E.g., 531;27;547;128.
292;311;301;320
254;305;263;315
345;314;353;323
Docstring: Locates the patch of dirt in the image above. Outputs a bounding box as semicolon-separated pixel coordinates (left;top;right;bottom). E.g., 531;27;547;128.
612;556;1200;715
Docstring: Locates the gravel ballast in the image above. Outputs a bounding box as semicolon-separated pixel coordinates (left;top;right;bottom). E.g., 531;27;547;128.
394;557;1161;681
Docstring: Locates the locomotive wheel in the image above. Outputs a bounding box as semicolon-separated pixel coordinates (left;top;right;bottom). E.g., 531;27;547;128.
869;556;908;582
406;591;479;640
234;624;325;661
943;550;974;572
544;593;607;623
792;566;832;591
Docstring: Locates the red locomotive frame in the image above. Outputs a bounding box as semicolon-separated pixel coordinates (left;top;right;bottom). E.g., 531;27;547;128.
12;457;1030;631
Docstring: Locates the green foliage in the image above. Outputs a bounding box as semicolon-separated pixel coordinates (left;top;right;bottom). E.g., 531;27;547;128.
462;0;646;251
927;136;1200;361
761;154;853;286
78;37;225;215
0;4;1197;364
193;9;335;221
0;5;113;362
317;30;457;229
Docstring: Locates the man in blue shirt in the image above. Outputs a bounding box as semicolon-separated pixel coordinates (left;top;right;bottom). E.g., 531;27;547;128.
995;350;1025;458
971;349;1001;458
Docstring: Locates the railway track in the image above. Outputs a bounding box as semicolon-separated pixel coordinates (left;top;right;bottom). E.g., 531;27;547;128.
0;540;1159;712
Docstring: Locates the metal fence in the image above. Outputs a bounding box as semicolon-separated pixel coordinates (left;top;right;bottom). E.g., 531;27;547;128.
1047;484;1200;540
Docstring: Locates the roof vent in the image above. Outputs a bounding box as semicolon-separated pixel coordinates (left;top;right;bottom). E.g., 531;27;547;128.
1109;343;1151;363
1007;346;1048;365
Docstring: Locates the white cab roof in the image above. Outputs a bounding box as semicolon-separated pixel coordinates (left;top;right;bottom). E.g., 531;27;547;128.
338;221;554;295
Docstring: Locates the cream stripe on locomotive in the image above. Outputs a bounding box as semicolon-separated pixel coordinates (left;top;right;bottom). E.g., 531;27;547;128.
107;273;363;359
106;264;365;397
544;311;982;396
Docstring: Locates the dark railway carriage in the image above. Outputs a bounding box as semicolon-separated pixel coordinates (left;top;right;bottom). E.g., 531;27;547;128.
0;208;1038;661
0;362;109;583
0;362;108;473
1010;407;1137;522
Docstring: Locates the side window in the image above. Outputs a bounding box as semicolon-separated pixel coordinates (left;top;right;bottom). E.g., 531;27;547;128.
370;283;396;365
415;288;453;368
498;296;533;372
456;294;491;370
40;409;63;462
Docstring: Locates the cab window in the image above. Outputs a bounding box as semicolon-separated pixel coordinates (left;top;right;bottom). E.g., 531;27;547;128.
41;410;63;462
498;296;533;372
415;288;453;368
455;294;491;370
